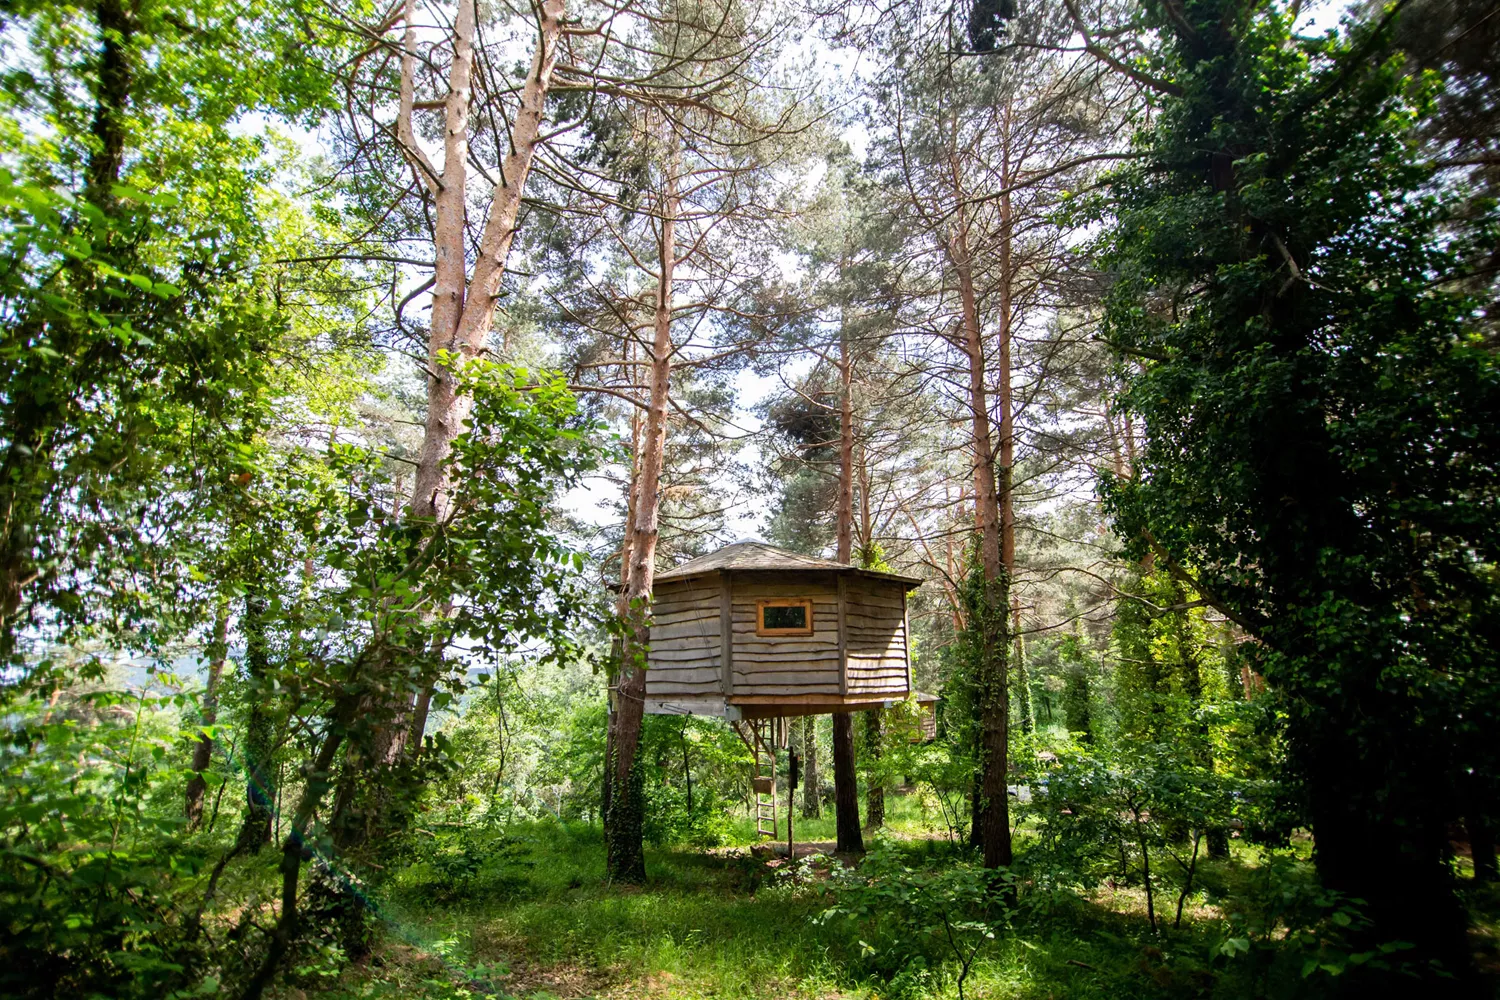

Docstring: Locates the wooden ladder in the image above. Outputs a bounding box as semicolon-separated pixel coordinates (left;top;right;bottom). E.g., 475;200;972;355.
736;718;778;840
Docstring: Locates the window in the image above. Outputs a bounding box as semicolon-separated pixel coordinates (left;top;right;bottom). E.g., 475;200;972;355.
756;598;814;636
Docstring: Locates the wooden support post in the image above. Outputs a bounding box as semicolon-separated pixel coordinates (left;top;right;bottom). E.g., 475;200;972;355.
833;711;863;853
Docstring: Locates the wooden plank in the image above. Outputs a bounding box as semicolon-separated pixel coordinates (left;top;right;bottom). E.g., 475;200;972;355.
730;693;851;705
846;634;900;649
837;573;848;697
644;696;730;717
653;638;721;656
648;665;724;682
650;621;720;643
732;669;839;683
843;594;905;612
735;641;852;656
729;677;840;692
648;682;726;696
845;623;901;636
735;653;846;668
843;611;902;628
903;588;912;691
652;601;721;622
731;623;839;640
653;582;723;604
651;605;721;627
733;647;841;661
721;580;734;697
732;662;840;675
647;649;722;664
733;581;840;599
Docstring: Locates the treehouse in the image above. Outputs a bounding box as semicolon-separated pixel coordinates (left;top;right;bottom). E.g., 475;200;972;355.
641;541;922;721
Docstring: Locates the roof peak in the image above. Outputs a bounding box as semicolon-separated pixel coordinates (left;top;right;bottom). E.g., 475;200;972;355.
654;540;922;586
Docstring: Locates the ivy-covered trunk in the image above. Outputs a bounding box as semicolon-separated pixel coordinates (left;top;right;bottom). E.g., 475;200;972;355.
951;200;1011;871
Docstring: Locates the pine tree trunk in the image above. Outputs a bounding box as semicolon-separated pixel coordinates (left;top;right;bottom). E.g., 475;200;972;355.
831;325;863;853
832;712;863;852
345;0;565;840
951;196;1011;870
606;146;678;884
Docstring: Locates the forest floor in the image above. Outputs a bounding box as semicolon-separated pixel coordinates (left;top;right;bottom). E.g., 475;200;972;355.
290;794;1500;1000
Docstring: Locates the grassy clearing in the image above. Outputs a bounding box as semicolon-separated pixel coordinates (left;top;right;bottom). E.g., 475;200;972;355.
303;793;1271;1000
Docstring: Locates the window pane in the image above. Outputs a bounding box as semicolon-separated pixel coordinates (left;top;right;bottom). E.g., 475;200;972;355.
762;604;808;630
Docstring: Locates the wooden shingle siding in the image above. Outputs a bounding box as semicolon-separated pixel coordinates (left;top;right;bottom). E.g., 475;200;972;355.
645;577;726;701
729;574;841;696
842;577;909;696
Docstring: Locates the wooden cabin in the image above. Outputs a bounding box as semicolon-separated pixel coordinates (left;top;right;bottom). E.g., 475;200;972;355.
641;541;922;721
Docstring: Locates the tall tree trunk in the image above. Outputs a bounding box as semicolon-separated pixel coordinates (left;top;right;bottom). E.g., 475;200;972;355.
185;602;229;829
606;148;678;883
345;0;566;839
865;708;885;829
832;713;863;852
832;320;864;854
951;192;1011;870
408;0;566;523
604;388;644;844
802;713;821;817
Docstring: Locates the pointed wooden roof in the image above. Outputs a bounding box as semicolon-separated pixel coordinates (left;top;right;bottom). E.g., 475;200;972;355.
655;540;923;587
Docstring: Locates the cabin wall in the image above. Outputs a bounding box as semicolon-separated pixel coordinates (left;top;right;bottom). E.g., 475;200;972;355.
843;577;910;697
644;576;725;699
729;573;842;697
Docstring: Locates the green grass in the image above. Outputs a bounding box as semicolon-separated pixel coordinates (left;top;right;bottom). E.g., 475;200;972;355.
304;794;1267;1000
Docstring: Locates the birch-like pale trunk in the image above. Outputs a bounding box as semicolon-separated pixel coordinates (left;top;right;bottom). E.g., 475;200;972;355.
408;0;568;522
333;0;566;846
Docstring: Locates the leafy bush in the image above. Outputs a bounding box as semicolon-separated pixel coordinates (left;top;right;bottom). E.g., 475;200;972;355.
391;823;534;904
0;678;222;999
814;842;1015;999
